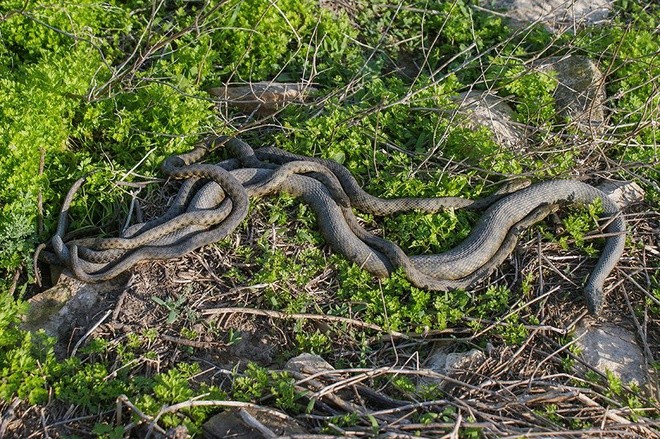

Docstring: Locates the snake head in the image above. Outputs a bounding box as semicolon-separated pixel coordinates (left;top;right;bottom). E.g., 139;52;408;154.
583;284;604;316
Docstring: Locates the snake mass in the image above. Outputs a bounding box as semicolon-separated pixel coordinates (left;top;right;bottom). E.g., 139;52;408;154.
44;136;626;315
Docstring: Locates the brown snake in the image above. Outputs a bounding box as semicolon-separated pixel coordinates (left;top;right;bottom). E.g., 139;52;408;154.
41;136;626;314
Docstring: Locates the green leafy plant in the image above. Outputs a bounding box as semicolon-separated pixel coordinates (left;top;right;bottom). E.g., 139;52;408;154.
0;293;54;404
497;313;529;345
152;295;188;324
92;423;126;439
232;362;302;412
135;364;226;434
295;326;332;355
53;360;130;411
487;57;558;126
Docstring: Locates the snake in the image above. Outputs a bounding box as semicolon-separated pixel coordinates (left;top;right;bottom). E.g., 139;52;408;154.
41;136;626;315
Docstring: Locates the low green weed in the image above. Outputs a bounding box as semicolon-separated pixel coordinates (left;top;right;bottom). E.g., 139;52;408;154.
574;3;660;192
210;0;362;83
92;423;126;439
382;210;474;255
356;0;508;77
249;227;328;312
487;58;558;127
335;265;470;332
53;360;130;411
294;324;332;355
470;285;508;318
535;403;562;425
496;313;529;345
136;364;226;434
559;199;604;257
324;412;360;431
0;292;54;404
390;375;417;397
152;295;188;325
232;362;302;412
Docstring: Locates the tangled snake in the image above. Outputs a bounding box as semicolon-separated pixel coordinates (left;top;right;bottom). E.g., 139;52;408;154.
41;136;626;315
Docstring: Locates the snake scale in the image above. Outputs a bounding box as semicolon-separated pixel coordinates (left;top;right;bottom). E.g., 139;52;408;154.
42;136;626;315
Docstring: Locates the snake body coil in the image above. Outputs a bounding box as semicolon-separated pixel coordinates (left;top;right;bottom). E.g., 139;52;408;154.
42;136;626;314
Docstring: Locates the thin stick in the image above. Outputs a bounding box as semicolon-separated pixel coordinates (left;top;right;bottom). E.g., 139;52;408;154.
70;310;112;357
116;395;166;435
203;307;408;339
37;147;46;234
577;393;660;438
238;408;277;439
0;399;20;438
33;243;46;287
145;399;295;438
39;407;50;439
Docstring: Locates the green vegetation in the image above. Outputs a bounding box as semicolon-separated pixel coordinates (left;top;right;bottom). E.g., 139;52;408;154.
232;362;302;412
1;0;658;436
0;293;53;404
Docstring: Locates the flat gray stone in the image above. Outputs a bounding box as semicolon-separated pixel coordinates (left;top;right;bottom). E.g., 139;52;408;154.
598;180;645;209
285;353;334;374
23;275;123;356
428;348;486;374
23;274;119;338
424;348;486;389
203;407;307;439
209;82;317;115
455;90;529;150
480;0;613;31
23;282;78;335
575;322;649;387
534;55;606;132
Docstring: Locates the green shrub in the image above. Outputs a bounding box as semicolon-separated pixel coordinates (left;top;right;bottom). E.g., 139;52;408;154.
211;0;361;83
136;364;226;434
575;3;660;188
54;360;129;411
0;292;54;404
357;0;509;75
232;362;301;412
0;47;102;271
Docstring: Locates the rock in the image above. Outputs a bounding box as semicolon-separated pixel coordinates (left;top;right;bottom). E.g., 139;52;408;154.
445;349;486;372
479;0;613;31
598;180;645;209
203;407;307;439
574;321;650;388
455;90;529;150
209;82;317;115
23;274;117;338
204;410;253;439
285;353;334;374
428;348;486;374
23;274;123;356
534;55;606;132
425;348;486;389
23;282;77;335
166;425;189;439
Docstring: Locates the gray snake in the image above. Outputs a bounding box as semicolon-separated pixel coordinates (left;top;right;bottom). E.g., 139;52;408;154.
41;136;626;314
